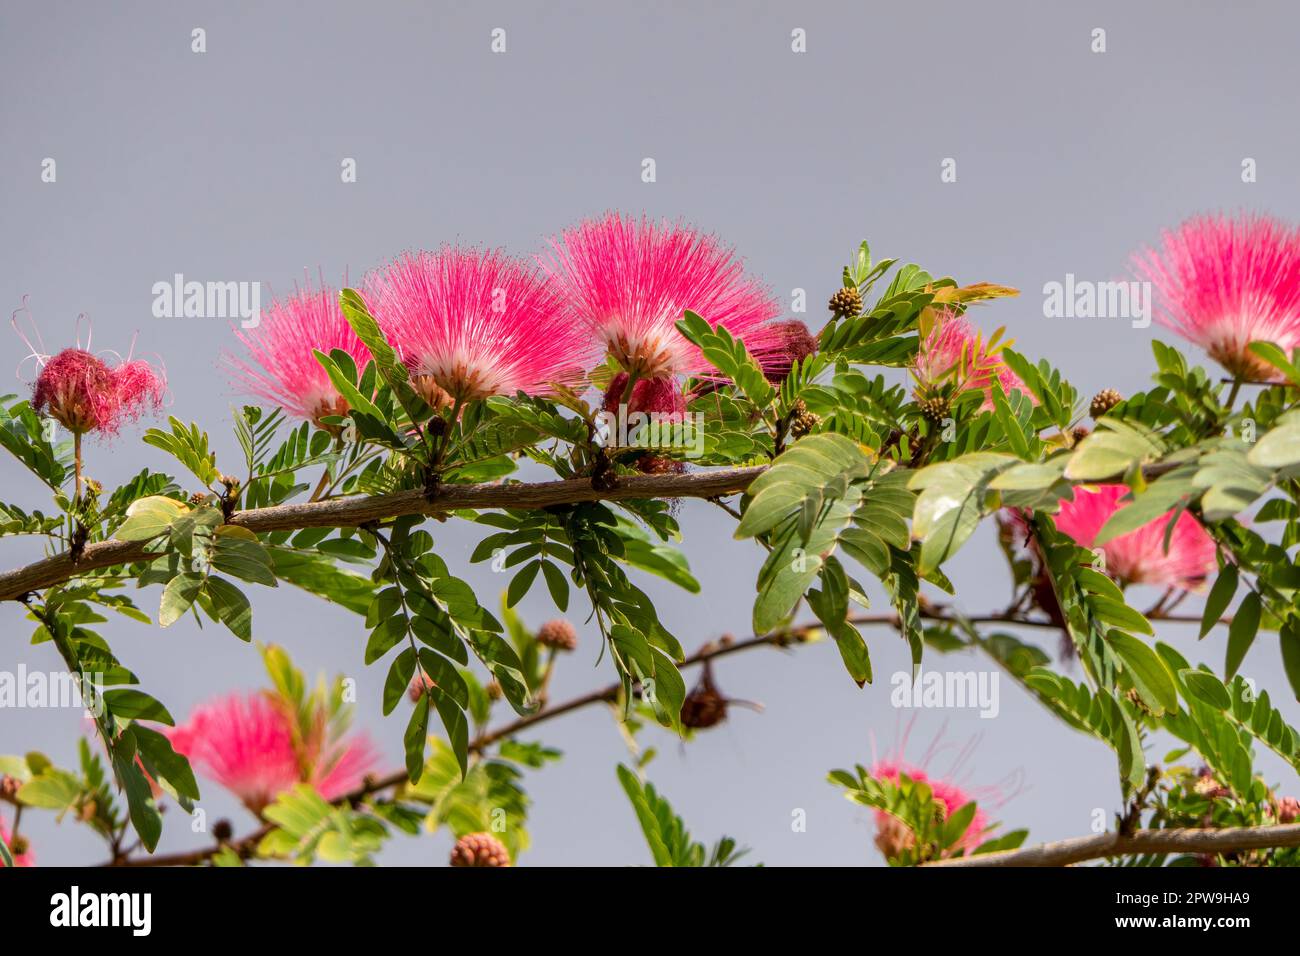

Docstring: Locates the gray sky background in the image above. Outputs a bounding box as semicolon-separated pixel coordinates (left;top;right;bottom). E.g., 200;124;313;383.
2;0;1299;866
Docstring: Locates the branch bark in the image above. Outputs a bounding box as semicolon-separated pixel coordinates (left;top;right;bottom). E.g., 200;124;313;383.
0;466;767;602
924;823;1300;867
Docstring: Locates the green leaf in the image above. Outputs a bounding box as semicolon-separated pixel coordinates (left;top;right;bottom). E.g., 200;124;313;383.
1248;421;1300;471
211;528;278;586
159;572;203;627
115;495;188;542
1225;590;1261;680
113;751;163;852
104;689;175;725
736;433;869;540
1065;422;1162;481
404;694;430;785
383;648;417;716
941;802;979;850
338;288;432;425
506;560;541;607
539;560;570;611
1180;669;1233;711
1281;621;1300;703
16;770;81;809
1107;631;1177;715
205;576;252;641
133;724;199;800
616;764;674;867
910;453;1015;573
1200;564;1237;638
1247;341;1300;384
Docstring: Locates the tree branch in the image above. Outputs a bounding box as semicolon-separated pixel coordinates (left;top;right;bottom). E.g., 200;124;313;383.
925;823;1300;867
102;621;819;867
0;466;767;602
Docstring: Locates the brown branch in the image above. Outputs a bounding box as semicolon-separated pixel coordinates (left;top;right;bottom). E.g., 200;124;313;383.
102;606;1081;867
925;823;1300;867
0;466;767;602
102;623;820;867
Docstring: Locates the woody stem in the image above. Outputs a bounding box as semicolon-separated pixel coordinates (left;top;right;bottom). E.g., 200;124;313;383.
73;430;82;500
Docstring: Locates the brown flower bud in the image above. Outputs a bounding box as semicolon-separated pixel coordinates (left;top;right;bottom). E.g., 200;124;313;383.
828;287;863;318
535;619;578;652
1090;388;1122;419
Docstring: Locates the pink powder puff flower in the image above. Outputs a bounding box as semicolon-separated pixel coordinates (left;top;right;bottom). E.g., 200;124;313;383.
539;212;782;380
367;248;594;403
0;816;33;867
912;311;1030;409
16;302;165;437
871;760;990;856
228;279;371;430
1052;483;1217;590
867;721;1021;861
1133;213;1300;381
167;692;377;814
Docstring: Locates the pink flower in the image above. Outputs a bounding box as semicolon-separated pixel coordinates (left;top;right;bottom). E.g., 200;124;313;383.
871;760;989;856
1133;213;1300;380
1053;484;1217;589
168;692;377;814
913;312;1030;408
228;280;371;429
31;348;164;435
539;213;782;380
601;373;689;475
761;319;819;383
0;816;33;867
367;248;594;403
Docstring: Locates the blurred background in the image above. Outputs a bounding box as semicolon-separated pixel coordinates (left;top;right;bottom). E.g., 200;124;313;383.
2;0;1298;865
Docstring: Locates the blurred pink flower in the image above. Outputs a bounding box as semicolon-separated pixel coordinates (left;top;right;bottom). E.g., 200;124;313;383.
913;311;1030;409
168;692;377;814
1133;213;1300;381
871;760;989;856
228;280;371;429
539;212;781;380
367;248;594;403
0;816;33;867
1053;484;1217;589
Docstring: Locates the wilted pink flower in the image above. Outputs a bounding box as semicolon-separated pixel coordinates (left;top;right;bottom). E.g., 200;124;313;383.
367;248;594;403
168;692;376;814
1276;796;1299;823
228;280;371;429
871;760;989;856
913;311;1029;408
0;817;33;867
540;213;782;380
1133;213;1300;381
30;349;164;435
601;372;689;475
1053;484;1217;589
761;319;819;383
